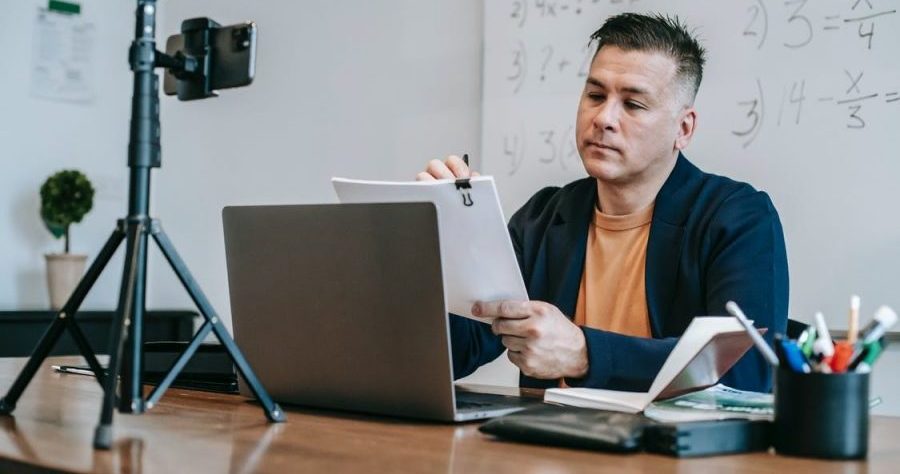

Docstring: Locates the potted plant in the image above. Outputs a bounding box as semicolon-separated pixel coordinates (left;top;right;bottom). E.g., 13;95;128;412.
41;170;95;310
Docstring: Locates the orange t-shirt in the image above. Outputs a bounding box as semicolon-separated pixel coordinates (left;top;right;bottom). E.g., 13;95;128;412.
573;202;654;338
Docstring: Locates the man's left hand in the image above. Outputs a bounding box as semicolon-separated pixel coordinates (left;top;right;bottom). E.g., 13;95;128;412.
473;300;588;380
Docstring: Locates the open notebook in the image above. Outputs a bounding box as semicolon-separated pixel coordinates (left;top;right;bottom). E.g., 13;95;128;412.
544;317;758;413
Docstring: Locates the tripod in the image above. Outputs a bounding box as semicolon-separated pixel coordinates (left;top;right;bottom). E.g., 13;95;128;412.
0;0;284;449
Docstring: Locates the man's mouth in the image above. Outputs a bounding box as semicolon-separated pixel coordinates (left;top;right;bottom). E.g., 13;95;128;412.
586;140;619;153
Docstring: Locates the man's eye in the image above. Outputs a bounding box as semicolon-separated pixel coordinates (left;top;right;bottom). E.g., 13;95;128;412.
588;93;605;101
626;101;645;110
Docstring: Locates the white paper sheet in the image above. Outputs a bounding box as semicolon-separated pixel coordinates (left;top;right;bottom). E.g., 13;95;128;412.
31;7;95;103
332;176;528;322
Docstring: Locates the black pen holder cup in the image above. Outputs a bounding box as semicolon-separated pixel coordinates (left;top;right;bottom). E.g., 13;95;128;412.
773;368;869;459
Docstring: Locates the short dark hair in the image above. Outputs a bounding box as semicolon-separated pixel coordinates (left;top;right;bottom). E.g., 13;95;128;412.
590;13;706;103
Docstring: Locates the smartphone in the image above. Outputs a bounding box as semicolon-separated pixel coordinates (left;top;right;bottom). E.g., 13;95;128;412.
163;21;257;98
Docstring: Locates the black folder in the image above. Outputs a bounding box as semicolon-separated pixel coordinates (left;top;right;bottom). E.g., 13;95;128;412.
479;405;771;457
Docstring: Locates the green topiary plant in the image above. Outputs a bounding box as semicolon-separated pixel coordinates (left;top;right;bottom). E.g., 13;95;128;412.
40;170;95;253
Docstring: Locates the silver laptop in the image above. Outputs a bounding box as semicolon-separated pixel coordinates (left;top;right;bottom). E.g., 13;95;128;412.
223;202;536;421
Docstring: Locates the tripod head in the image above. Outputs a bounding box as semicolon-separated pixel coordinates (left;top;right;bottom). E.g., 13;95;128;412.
161;18;258;101
128;0;257;102
125;0;257;176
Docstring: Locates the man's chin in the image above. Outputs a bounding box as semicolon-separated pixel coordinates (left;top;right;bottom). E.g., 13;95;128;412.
581;159;625;183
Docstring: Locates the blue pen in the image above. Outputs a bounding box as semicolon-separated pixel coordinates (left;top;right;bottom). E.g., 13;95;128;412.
779;339;812;373
773;334;789;366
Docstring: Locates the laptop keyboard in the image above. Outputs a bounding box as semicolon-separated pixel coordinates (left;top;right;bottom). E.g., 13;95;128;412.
455;391;523;411
456;400;493;409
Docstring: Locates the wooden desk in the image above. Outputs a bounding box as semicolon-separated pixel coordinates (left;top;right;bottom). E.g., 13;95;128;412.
0;357;897;473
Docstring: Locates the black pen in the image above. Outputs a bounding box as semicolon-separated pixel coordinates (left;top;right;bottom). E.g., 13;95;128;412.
52;365;97;377
463;153;469;167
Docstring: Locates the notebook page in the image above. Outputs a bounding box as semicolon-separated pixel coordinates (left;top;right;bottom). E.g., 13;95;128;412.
646;317;745;398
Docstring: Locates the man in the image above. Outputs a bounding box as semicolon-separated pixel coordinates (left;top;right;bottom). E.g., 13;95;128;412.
417;13;788;392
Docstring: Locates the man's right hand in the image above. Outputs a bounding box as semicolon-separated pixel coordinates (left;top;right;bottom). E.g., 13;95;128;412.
416;155;480;181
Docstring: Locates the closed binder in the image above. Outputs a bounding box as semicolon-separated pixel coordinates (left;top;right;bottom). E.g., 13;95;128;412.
480;405;773;457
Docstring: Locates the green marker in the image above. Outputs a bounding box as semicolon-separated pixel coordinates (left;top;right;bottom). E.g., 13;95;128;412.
854;341;884;373
800;326;817;358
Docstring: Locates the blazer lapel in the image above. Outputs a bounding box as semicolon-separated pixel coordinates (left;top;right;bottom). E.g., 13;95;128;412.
645;154;701;337
544;179;595;319
645;221;684;336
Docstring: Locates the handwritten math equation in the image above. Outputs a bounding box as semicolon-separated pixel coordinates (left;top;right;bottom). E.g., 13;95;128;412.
744;0;897;50
501;125;581;176
506;39;591;94
509;0;641;28
505;0;644;93
500;65;900;176
505;1;898;95
733;72;900;148
492;0;898;174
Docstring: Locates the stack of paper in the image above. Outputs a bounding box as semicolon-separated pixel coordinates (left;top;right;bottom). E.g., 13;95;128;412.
332;176;528;322
643;384;773;422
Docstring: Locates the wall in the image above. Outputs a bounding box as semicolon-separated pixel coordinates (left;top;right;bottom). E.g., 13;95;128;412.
1;0;499;389
1;0;484;325
0;0;134;311
151;0;484;333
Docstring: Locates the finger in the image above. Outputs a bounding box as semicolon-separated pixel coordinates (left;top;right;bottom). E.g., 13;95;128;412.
507;350;529;374
416;171;436;181
474;300;531;320
471;171;481;177
500;335;527;352
425;159;455;179
445;155;471;178
492;317;532;338
507;350;522;366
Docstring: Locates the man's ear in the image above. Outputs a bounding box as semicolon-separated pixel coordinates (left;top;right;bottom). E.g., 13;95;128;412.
675;107;697;151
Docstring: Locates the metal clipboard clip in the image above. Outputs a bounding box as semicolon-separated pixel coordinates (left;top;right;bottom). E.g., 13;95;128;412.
454;178;474;207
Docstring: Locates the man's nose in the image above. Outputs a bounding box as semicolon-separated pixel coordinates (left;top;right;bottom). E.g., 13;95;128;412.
593;102;619;131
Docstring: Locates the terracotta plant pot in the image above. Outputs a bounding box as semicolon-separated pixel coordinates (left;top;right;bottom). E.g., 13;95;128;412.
45;253;88;310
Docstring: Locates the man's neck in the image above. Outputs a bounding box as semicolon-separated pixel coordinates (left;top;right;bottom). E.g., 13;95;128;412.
595;154;678;216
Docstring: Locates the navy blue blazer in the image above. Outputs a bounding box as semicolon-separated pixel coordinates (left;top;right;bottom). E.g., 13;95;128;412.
450;154;789;392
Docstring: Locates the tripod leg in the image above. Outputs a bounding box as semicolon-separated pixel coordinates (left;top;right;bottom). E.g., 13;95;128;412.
94;221;144;450
117;223;150;415
65;320;109;387
151;223;285;422
62;225;128;388
0;227;124;415
145;321;212;409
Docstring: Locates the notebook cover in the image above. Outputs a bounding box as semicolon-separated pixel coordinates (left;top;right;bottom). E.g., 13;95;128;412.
655;330;761;401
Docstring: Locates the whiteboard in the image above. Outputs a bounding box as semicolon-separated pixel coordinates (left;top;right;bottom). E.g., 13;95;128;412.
481;0;900;326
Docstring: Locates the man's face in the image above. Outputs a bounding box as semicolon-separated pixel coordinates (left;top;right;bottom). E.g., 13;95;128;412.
575;45;694;185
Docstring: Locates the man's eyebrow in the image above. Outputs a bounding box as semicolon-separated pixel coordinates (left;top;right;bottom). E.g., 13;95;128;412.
621;86;650;96
585;77;604;88
585;77;650;96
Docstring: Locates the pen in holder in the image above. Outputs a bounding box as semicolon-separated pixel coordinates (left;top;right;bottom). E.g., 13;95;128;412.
773;367;869;459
